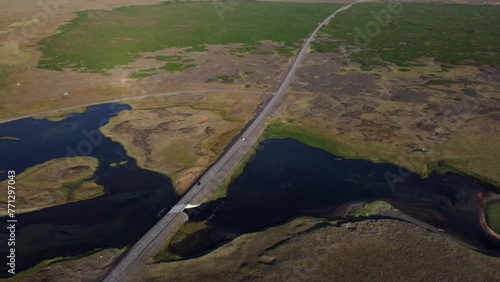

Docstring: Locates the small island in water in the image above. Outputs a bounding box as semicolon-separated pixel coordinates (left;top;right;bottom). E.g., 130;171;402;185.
0;156;103;215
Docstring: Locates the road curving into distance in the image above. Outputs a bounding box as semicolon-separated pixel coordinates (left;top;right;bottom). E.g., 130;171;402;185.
101;1;363;281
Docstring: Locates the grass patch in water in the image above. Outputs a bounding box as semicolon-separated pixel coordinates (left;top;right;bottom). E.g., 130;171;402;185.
349;201;394;217
0;136;20;141
485;200;500;235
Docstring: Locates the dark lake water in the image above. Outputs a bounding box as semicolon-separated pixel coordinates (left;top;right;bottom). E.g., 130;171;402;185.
1;108;499;277
0;104;179;276
169;138;500;259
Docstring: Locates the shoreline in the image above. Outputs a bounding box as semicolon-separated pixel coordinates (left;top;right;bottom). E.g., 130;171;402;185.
333;200;500;256
264;123;500;190
0;156;103;217
0;90;267;125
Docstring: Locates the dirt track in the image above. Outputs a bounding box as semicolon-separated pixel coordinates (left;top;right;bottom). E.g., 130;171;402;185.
0;89;265;124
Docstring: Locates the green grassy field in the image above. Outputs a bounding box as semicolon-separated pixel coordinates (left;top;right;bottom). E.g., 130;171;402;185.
128;68;158;79
38;2;340;74
313;3;500;67
159;62;196;72
349;201;394;217
485;200;500;235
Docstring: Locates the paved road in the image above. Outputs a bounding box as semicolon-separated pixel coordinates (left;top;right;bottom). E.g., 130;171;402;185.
101;2;362;281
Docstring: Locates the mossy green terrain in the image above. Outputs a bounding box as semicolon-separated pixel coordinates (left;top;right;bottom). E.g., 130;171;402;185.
38;2;340;73
485;200;500;235
349;201;394;217
313;3;500;67
155;55;183;62
128;68;158;79
128;54;196;78
262;123;365;162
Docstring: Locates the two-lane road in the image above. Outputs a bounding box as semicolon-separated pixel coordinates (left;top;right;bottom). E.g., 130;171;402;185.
102;2;362;281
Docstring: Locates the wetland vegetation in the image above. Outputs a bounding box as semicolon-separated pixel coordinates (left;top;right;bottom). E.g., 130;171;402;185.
100;92;264;194
0;157;102;215
485;200;500;235
313;3;500;67
2;1;499;281
37;2;340;73
155;139;500;265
